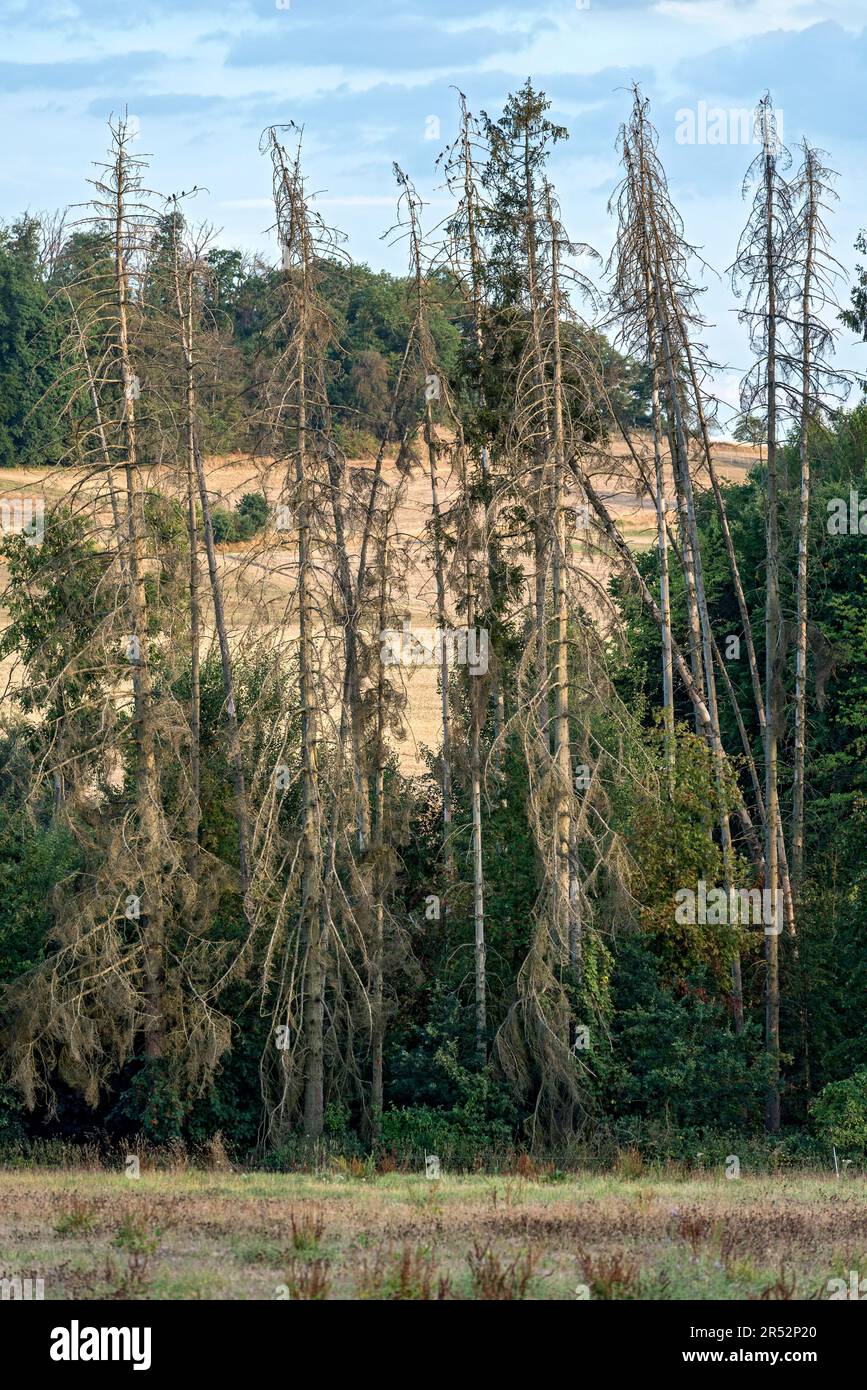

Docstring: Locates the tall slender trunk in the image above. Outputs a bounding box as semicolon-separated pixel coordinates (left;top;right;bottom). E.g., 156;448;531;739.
184;293;201;865
634;108;743;1022
169;221;251;907
295;321;325;1142
326;438;371;857
168;236;201;869
524;130;551;728
546;189;577;967
762;129;783;1134
667;397;706;722
651;369;676;793
458;97;489;1057
658;231;795;955
402;176;454;875
638;251;675;793
577;466;762;864
425;402;454;873
629;430;766;891
370;523;390;1133
112;141;165;1060
463;447;487;1058
792;152;817;893
65;295;127;569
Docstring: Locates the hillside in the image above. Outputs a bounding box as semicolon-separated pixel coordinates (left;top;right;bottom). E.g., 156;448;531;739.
0;435;761;773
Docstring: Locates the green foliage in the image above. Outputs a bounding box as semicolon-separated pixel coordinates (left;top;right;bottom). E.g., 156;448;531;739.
810;1070;867;1158
209;492;269;543
380;1102;515;1168
0;1086;27;1144
609;939;766;1131
111;1062;188;1145
840;230;867;374
0;508;108;719
733;414;766;444
211;507;237;543
0;805;79;980
0;217;65;468
236;491;269;532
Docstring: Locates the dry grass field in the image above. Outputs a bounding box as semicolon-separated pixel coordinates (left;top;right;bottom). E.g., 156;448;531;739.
0;1166;862;1300
0;437;760;775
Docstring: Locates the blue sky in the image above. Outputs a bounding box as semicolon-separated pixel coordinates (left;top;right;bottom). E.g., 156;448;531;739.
2;0;866;426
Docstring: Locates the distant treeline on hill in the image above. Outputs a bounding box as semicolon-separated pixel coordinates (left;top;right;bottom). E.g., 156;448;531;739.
0;212;651;469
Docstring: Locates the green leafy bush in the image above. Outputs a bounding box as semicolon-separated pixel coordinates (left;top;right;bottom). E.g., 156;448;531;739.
810;1069;867;1158
211;507;238;543
209;493;268;544
379;1042;517;1166
236;492;269;532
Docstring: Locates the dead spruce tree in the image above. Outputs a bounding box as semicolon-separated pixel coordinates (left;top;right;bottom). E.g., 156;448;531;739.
788;143;847;892
257;128;331;1142
318;315;411;1142
3;118;234;1112
610;89;747;1030
733;94;796;1131
343;339;416;1136
257;126;402;1144
473;84;632;1139
390;166;458;887
439;91;496;1060
364;489;411;1137
163;204;254;910
607;95;676;795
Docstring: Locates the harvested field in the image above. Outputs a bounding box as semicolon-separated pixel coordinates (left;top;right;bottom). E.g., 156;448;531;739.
0;436;760;774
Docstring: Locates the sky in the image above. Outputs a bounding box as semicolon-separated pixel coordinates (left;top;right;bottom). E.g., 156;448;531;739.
2;0;866;429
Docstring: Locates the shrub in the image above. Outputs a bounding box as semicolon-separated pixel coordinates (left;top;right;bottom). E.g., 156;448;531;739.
379;1104;513;1168
236;492;269;532
209;493;268;544
211;507;238;544
810;1069;867;1158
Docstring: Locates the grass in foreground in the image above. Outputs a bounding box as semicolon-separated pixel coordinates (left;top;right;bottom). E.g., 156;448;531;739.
0;1168;864;1300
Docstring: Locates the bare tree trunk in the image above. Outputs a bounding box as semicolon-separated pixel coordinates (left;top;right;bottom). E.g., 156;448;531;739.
792;150;818;893
325;437;371;857
184;313;201;865
546;188;577;967
762;126;783;1134
294;322;325;1142
678;323;766;739
470;659;487;1057
168;228;201;870
462;444;487;1059
668;401;706;722
628;428;766;898
400;172;454;876
628;95;743;1028
112;132;165;1060
167;215;251;906
425;401;454;873
457;95;489;1058
65;294;127;568
370;523;390;1134
651;360;676;794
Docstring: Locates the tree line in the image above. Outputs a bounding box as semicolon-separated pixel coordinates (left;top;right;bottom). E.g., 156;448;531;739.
1;83;867;1165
